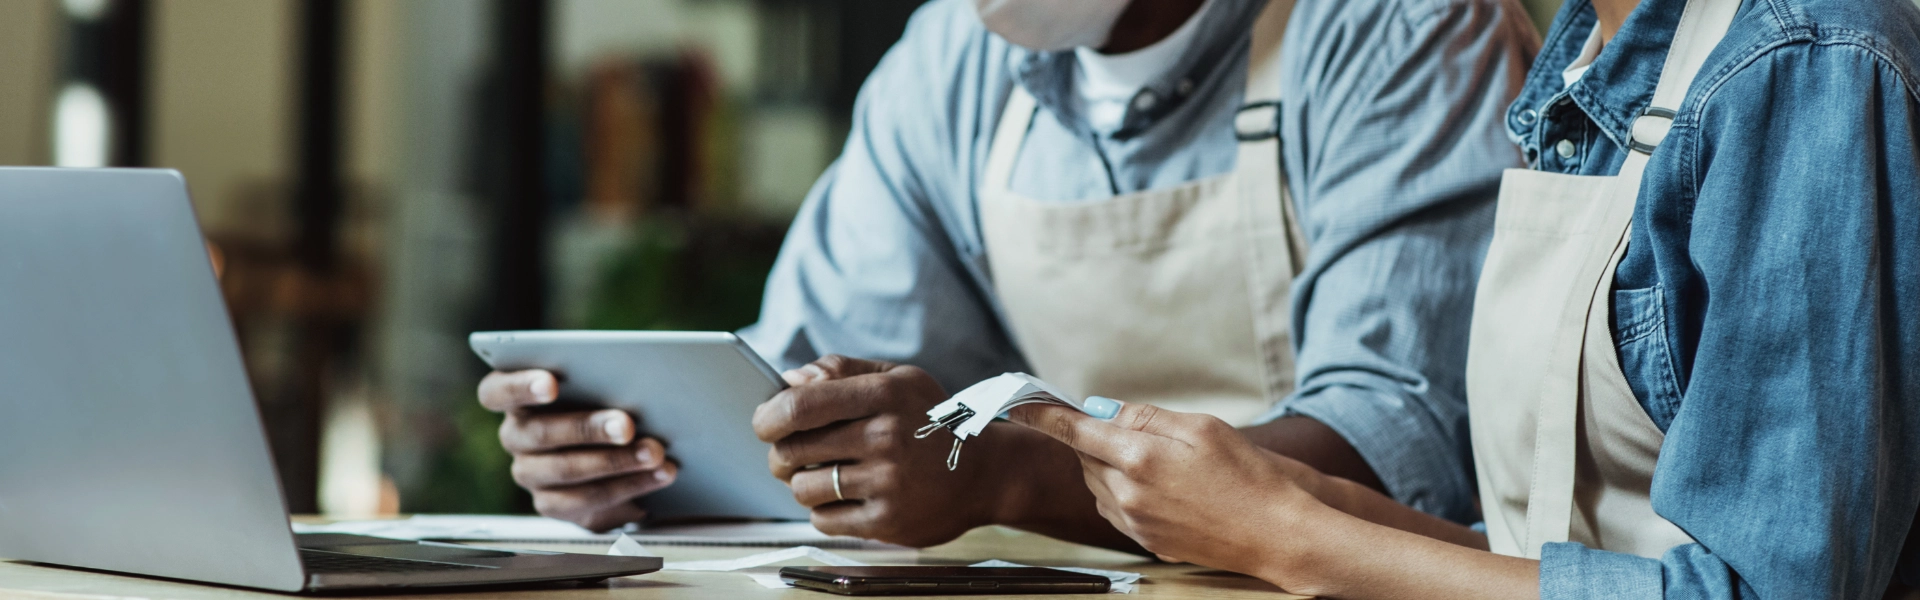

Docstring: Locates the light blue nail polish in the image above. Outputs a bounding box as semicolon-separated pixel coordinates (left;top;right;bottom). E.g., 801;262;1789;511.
1082;396;1121;420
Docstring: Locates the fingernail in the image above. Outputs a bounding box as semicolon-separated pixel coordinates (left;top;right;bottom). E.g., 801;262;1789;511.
800;364;826;381
530;377;556;402
636;447;654;463
654;469;671;482
602;414;630;442
1083;396;1122;420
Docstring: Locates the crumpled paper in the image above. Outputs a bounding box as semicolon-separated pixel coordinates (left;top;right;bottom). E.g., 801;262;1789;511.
649;544;871;588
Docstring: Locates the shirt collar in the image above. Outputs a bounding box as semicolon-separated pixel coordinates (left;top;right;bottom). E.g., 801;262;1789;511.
1074;0;1217;134
1560;25;1604;89
1508;0;1695;151
1011;0;1263;139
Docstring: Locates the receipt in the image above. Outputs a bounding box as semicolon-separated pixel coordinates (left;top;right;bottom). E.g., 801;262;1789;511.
925;373;1095;440
919;373;1125;470
606;533;652;557
970;559;1142;594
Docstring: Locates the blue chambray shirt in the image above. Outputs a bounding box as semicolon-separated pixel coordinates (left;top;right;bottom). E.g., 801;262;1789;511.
737;0;1538;524
1507;0;1920;596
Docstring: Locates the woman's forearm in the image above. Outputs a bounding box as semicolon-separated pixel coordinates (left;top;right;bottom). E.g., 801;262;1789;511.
1261;502;1538;599
1243;418;1484;548
1309;471;1488;549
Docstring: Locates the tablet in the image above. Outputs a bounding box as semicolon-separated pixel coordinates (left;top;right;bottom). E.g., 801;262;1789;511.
468;330;807;521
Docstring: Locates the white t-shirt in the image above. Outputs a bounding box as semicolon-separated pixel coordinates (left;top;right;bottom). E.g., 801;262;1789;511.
1562;25;1605;89
1074;0;1217;134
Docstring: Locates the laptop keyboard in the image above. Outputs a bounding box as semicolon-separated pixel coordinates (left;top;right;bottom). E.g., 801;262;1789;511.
300;549;490;574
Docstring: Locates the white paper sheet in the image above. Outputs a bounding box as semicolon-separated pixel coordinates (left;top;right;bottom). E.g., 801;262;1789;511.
970;559;1142;594
743;570;796;589
925;373;1088;439
656;545;871;589
661;545;868;571
606;533;652;557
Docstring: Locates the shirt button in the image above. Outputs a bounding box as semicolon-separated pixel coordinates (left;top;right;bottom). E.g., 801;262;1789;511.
1176;79;1194;96
1517;109;1538;125
1133;91;1157;111
1555;139;1576;159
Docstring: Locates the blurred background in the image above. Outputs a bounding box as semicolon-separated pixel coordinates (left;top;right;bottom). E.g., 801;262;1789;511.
0;0;1581;519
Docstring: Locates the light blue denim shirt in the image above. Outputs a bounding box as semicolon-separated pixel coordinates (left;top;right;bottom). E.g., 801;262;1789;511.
738;0;1538;524
1507;0;1920;596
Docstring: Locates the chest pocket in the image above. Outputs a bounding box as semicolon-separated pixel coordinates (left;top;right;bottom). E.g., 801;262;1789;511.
1611;284;1684;431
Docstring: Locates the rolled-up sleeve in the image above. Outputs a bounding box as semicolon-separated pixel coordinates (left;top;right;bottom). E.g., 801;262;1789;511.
1539;40;1920;600
736;0;1027;393
1256;0;1537;524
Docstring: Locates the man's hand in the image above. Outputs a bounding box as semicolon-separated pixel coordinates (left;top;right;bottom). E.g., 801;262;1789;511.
751;356;1015;548
477;369;677;532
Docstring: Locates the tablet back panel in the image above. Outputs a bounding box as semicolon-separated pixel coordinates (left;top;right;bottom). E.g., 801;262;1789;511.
0;168;306;591
470;331;806;521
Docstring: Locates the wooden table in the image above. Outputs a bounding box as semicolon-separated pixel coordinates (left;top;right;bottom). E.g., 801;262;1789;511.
0;526;1308;599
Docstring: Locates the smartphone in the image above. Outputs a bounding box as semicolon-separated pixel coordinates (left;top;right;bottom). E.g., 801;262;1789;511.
778;566;1110;596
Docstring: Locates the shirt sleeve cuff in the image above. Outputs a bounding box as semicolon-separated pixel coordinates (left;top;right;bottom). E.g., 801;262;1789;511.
1541;542;1664;600
1259;386;1477;524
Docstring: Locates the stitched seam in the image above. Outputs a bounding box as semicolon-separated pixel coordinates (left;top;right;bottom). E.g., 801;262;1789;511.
1677;33;1920;129
1648;285;1685;413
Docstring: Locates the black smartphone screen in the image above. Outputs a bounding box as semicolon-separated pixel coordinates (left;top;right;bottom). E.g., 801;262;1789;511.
779;566;1111;596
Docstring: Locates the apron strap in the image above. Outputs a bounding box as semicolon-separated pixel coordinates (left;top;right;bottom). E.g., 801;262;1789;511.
983;87;1038;195
1237;0;1308;401
1521;0;1742;554
1244;0;1294;107
1622;0;1742;170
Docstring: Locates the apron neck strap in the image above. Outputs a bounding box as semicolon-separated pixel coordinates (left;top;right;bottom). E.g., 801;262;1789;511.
986;0;1299;193
983;88;1038;195
1244;0;1295;104
1234;0;1294;141
1619;0;1741;178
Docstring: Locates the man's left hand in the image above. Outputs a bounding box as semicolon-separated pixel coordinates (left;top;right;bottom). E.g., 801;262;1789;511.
751;355;1011;548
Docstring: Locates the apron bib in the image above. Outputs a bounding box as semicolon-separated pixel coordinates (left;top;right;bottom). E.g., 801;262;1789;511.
1466;0;1741;559
978;0;1304;426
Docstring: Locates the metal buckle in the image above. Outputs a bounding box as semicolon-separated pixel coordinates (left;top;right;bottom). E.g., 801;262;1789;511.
1235;100;1282;141
913;406;975;439
1628;106;1677;154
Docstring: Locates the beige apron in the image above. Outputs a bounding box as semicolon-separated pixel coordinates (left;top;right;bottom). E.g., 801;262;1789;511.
979;0;1304;426
1467;0;1740;559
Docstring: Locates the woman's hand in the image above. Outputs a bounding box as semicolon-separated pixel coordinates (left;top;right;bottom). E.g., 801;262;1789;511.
1008;400;1537;599
1005;401;1332;577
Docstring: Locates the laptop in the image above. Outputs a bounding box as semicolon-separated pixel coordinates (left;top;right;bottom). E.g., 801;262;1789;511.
0;168;662;592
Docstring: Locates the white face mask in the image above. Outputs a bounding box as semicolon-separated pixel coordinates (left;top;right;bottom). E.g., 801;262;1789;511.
974;0;1132;51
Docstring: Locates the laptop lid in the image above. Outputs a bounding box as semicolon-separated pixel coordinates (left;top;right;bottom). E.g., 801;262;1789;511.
0;168;307;592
